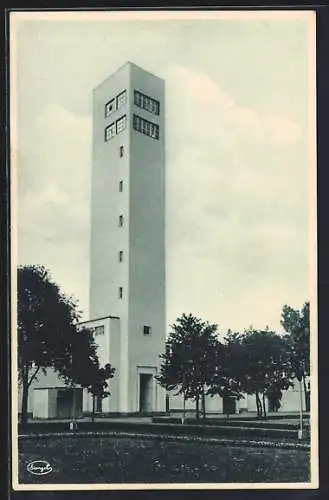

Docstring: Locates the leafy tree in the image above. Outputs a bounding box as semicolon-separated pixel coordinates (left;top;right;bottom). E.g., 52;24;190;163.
281;302;310;411
156;313;219;419
267;382;283;412
238;329;292;417
207;330;245;411
59;326;115;422
17;265;114;426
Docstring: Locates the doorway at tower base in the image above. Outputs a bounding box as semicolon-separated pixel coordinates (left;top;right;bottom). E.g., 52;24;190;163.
81;368;166;415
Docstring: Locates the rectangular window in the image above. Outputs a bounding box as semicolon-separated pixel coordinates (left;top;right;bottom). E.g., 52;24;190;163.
119;215;124;227
116;115;127;135
119;180;123;192
116;90;127;110
119;287;123;299
119;251;123;262
94;325;104;336
119;145;124;157
133;114;140;131
133;114;159;140
105;99;115;117
143;325;151;335
134;90;160;116
105;123;115;141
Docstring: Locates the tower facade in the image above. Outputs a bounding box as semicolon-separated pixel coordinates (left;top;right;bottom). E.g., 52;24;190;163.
90;62;166;413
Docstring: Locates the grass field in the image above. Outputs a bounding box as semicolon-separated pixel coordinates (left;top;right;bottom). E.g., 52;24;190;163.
18;435;310;484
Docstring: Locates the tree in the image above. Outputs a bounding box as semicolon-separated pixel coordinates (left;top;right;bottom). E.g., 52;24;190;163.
59;326;115;422
267;382;283;412
207;330;245;413
17;265;113;426
238;329;292;417
156;313;219;419
281;302;310;411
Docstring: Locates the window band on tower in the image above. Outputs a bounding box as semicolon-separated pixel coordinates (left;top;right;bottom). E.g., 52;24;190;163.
134;90;160;116
133;114;159;140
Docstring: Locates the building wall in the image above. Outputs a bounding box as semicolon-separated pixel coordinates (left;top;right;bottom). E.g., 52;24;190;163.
127;64;166;412
90;63;130;413
90;62;166;413
168;384;304;415
280;384;301;412
48;388;58;418
90;63;130;321
18;366;68;414
78;316;121;413
32;388;49;418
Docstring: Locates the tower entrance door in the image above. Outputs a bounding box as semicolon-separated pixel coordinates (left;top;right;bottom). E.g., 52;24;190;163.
139;374;153;413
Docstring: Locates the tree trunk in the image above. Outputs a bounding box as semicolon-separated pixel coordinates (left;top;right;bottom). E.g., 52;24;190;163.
91;394;95;423
255;392;262;417
20;364;40;429
21;366;29;429
201;386;206;420
165;394;170;413
182;392;186;424
195;395;200;420
262;393;267;418
302;376;309;412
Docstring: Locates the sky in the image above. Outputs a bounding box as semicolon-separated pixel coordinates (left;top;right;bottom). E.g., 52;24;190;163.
11;11;316;335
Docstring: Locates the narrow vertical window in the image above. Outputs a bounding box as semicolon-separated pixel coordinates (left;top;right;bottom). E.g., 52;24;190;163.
143;325;151;335
119;145;124;157
119;287;123;299
116;90;127;110
105;123;115;141
116;115;127;135
119;180;123;192
119;251;123;262
119;215;124;227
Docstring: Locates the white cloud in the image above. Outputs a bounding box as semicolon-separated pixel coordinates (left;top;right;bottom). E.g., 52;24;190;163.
17;104;92;318
163;64;308;331
165;64;301;147
15;21;311;332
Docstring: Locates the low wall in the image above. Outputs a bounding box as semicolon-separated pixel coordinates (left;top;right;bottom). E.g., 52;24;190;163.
18;419;309;441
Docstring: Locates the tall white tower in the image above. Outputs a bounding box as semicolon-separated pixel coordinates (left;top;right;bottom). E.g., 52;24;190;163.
89;62;166;413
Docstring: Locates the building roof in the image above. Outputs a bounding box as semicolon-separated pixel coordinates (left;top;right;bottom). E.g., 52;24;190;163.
78;314;120;326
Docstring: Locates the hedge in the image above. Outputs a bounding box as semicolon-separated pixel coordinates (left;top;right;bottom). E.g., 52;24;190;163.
152;417;310;430
18;430;310;451
18;420;310;441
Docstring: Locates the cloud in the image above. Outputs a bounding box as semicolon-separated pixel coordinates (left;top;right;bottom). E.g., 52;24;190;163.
163;65;308;331
165;65;301;148
15;60;309;330
16;104;92;315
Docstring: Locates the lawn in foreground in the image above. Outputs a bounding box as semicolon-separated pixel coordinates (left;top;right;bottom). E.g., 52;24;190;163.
19;435;310;484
